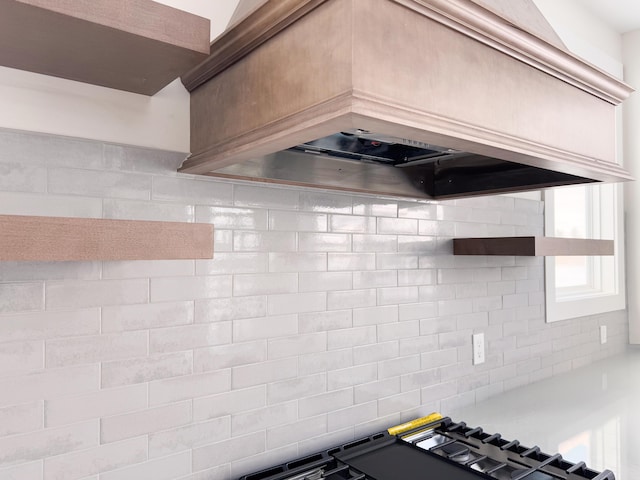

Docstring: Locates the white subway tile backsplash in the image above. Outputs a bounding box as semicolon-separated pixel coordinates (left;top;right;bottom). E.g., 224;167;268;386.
266;373;326;404
353;305;398;326
299;349;353;376
354;378;400;404
0;261;101;282
0;365;98;408
150;276;232;302
101;352;192;388
0;191;102;218
196;206;268;230
102;302;193;332
268;292;327;316
149;417;231;459
327;401;378;431
329;214;376;233
45;331;147;367
299;192;352;213
0;283;43;314
268;332;326;360
299;272;352;293
192;431;265;473
233;273;298;297
194;341;267;372
49;168;151;200
269;210;327;232
298;233;351;252
328;363;377;391
353;341;399;365
377;390;421;417
103;198;194;222
268;253;327;273
149;370;231;405
232;358;298;389
178;465;230;480
0;340;43;376
377;286;419;305
234;185;299;210
419;219;455;236
352;234;397;253
375;253;418;270
152;176;233;205
101;401;192;443
46;279;148;309
299;388;353;419
0;161;46;194
102;144;185;174
0;131;625;479
100;451;191;480
43;435;146;480
267;415;327;449
149;323;232;353
377;320;420;342
196;252;268;275
0;460;43;480
193;387;265;422
195;296;266;324
397;269;435;286
398;202;436;220
0;401;43;437
298;310;353;333
353;270;397;289
327;289;376;310
233;314;297;342
234;231;297;252
0;420;98;466
328;253;375;271
45;384;147;428
103;260;194;279
378;355;421;379
399;334;438;356
377;217;418;235
352;199;397;217
232;402;297;437
327;326;376;350
213;229;233;252
400;368;440;392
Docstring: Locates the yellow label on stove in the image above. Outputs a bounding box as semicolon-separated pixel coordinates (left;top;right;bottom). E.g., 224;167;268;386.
387;413;443;436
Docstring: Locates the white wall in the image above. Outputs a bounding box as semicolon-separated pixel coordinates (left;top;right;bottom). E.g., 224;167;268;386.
622;30;640;343
0;1;239;153
533;0;623;75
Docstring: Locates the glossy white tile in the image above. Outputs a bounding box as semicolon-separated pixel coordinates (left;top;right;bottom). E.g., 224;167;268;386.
268;210;327;232
49;168;151;200
298;232;351;252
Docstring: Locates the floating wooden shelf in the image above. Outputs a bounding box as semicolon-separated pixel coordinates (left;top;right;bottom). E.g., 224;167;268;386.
0;0;210;95
0;215;214;261
453;236;614;256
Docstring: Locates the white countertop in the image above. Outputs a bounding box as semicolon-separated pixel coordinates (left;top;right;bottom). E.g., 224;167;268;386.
452;348;640;480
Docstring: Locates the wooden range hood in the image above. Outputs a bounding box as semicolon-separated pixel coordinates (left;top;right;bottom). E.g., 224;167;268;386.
180;0;634;199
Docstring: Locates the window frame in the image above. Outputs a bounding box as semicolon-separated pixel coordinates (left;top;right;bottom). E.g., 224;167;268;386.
544;184;626;323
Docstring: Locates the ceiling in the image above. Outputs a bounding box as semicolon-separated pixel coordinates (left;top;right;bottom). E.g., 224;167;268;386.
580;0;640;33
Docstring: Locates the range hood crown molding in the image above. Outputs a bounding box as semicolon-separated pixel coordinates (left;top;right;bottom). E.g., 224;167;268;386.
182;0;631;104
181;0;633;200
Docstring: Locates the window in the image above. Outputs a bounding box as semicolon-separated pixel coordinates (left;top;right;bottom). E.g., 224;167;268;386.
544;183;625;322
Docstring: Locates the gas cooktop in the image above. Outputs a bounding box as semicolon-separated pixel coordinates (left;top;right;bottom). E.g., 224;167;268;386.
238;414;615;480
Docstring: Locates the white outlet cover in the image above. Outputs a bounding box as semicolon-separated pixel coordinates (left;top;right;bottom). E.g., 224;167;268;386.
472;333;485;365
600;325;607;344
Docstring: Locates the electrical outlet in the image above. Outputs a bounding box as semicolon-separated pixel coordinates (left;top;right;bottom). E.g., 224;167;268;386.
472;333;485;365
600;325;607;344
